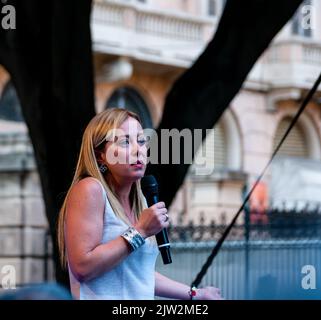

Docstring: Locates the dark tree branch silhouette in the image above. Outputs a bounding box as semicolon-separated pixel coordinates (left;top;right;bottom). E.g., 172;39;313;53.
146;0;303;207
0;0;95;286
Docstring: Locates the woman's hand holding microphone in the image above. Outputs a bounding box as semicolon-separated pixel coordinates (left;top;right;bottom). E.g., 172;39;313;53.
134;202;169;239
133;202;224;300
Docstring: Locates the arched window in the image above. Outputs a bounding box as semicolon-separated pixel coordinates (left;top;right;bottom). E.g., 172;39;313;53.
191;110;242;175
200;121;226;170
273;117;308;158
270;115;321;208
106;86;153;129
0;81;23;122
292;0;312;38
213;121;226;168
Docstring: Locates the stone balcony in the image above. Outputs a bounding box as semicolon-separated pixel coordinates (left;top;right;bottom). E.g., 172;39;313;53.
92;1;321;96
91;0;215;68
248;38;321;94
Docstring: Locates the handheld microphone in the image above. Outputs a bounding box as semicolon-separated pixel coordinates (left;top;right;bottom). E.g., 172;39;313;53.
141;175;172;264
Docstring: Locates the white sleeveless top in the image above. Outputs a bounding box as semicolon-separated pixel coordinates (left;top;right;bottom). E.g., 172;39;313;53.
68;178;159;300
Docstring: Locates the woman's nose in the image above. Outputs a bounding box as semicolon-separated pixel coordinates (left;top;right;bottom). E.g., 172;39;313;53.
129;140;138;156
130;140;145;157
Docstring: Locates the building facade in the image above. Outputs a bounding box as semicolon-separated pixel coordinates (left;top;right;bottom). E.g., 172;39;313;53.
0;0;321;286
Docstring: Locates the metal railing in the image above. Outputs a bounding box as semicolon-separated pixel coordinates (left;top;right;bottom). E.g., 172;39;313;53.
156;239;321;300
168;206;321;242
156;207;321;299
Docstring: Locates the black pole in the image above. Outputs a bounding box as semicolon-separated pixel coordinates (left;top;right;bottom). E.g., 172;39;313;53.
242;183;250;299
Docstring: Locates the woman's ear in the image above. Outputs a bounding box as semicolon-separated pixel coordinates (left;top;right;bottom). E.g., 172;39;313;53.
94;149;104;165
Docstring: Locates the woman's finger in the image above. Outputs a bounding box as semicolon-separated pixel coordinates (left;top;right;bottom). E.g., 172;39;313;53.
158;208;168;215
156;202;166;209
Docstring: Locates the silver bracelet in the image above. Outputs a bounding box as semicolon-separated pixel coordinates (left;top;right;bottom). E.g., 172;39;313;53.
121;227;145;252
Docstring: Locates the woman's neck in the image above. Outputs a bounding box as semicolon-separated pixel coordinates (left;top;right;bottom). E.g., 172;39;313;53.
106;174;133;207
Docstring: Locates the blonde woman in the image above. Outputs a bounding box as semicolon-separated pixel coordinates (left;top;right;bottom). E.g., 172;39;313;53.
57;108;222;300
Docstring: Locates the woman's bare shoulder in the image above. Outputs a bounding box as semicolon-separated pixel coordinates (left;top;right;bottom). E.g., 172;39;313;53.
68;177;104;204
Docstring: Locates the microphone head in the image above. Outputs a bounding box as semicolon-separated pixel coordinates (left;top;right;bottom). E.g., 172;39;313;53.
141;175;158;195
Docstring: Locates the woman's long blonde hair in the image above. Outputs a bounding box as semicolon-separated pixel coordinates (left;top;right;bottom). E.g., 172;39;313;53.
57;108;148;268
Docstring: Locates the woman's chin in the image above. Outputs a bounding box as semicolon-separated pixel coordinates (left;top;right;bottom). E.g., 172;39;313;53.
126;168;145;180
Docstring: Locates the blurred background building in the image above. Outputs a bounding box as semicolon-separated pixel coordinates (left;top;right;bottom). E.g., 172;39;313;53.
1;0;321;295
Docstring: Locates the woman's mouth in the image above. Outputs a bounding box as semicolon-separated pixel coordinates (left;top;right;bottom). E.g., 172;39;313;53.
130;160;144;168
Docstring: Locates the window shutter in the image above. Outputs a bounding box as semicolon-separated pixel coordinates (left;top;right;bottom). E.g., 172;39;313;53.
193;121;226;171
273;117;308;158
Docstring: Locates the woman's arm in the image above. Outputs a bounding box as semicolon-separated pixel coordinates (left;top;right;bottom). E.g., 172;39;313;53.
65;177;168;283
155;272;222;300
154;272;191;300
65;178;133;282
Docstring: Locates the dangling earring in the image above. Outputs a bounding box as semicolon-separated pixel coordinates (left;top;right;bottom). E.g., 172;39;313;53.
99;164;108;174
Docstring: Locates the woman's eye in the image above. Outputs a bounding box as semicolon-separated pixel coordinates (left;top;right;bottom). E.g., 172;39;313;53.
119;139;130;146
138;138;147;145
117;137;147;147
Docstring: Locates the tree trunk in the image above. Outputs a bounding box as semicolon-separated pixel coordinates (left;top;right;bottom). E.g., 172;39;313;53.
0;0;95;287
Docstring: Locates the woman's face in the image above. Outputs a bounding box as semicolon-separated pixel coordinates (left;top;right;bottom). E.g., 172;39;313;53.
102;117;147;182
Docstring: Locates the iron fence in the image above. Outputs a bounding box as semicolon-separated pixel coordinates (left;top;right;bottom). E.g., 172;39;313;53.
156;240;321;300
156;207;321;299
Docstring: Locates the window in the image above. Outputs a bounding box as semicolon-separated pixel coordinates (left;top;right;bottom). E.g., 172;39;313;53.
292;0;312;38
208;0;216;16
0;81;24;122
192;121;226;174
273;117;308;158
106;86;153;129
213;121;226;168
